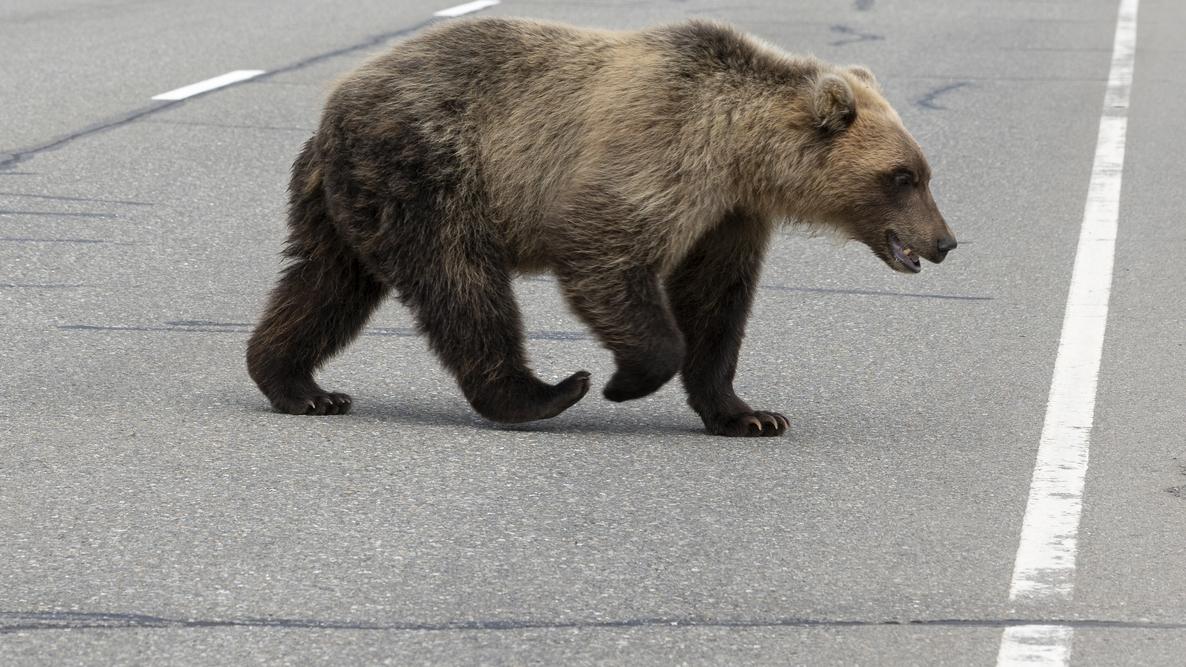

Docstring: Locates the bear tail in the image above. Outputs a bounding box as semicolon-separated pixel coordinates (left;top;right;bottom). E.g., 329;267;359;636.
282;137;339;261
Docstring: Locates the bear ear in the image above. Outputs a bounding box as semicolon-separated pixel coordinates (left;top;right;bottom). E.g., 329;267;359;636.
812;73;857;134
847;65;879;89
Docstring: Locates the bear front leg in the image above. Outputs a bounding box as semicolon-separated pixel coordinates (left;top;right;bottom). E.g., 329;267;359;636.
666;210;789;437
557;264;686;403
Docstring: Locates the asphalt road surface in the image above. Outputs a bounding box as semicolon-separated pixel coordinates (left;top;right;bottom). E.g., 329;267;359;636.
2;0;1184;664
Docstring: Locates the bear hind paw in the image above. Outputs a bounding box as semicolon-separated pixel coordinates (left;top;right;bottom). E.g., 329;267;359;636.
470;370;591;424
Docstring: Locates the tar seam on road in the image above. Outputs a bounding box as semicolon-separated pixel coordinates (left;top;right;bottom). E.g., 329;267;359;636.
141;118;315;133
0;101;188;172
0;237;130;245
0;284;83;289
828;24;883;47
996;0;1139;665
916;82;972;111
0;10;458;171
761;284;992;301
4;611;1186;635
0;209;117;219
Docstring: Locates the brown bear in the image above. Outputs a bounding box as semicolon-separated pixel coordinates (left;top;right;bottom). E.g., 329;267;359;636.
246;17;955;436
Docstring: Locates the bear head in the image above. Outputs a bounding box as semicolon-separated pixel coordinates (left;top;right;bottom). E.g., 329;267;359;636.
787;66;957;274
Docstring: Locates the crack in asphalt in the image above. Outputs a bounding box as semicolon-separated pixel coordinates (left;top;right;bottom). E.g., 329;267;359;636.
3;611;1185;634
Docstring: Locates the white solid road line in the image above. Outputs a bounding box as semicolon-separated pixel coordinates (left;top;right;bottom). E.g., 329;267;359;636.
434;0;500;18
151;70;266;101
997;0;1139;664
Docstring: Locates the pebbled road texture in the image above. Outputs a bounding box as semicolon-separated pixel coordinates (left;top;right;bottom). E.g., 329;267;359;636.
2;0;1184;664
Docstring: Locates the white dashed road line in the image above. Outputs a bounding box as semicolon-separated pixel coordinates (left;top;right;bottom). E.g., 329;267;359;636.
996;0;1139;664
150;3;497;102
151;69;266;101
434;0;500;18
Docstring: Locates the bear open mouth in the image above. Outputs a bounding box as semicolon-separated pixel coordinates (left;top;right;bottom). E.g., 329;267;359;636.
888;231;921;273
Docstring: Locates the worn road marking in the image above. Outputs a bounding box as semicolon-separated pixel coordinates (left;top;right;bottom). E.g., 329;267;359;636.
1000;625;1073;666
997;0;1139;664
433;0;500;17
151;70;266;101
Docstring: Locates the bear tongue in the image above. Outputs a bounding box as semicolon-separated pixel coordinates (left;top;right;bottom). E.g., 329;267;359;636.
888;232;922;273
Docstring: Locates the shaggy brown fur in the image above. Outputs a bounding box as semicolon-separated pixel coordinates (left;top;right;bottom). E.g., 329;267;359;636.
246;17;955;436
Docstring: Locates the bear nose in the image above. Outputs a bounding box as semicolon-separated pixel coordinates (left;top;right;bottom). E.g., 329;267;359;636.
936;236;958;260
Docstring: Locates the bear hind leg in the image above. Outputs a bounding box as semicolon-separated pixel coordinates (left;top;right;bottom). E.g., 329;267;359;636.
246;245;388;416
558;265;686;403
384;227;591;424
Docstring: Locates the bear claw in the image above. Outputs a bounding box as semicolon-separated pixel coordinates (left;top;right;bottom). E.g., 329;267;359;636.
707;410;789;437
273;391;353;416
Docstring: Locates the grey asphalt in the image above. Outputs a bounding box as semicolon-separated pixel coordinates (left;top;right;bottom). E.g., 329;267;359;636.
1;0;1184;664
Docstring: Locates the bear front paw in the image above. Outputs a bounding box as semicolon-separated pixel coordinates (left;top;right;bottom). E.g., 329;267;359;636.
272;391;353;416
705;410;789;437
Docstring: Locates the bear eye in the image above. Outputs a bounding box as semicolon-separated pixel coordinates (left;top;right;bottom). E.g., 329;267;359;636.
892;169;916;189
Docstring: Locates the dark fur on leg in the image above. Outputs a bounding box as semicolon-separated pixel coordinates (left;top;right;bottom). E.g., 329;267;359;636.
246;140;389;415
395;242;592;423
667;209;788;437
558;264;685;402
381;241;592;423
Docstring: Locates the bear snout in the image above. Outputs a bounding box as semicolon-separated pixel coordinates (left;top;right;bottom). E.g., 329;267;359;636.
934;235;958;263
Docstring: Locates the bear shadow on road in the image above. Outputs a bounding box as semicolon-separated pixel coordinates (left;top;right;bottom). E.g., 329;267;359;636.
236;395;703;438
